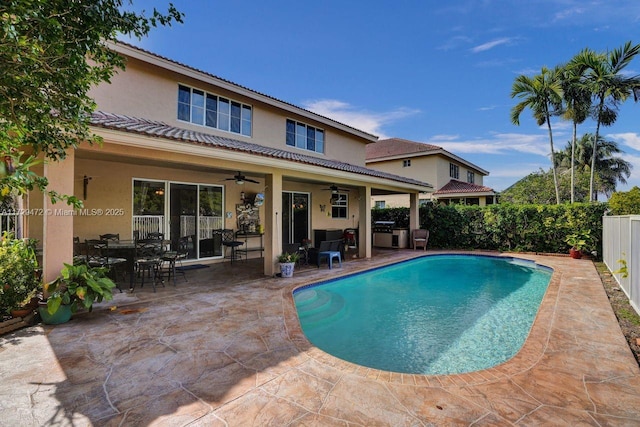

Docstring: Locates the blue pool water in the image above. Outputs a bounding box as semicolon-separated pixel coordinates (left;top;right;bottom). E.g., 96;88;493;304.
293;254;552;375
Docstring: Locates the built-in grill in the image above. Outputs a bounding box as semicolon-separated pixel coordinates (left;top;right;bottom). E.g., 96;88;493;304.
373;221;409;248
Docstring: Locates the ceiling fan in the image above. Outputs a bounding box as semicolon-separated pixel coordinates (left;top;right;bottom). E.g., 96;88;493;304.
223;171;260;185
322;184;350;194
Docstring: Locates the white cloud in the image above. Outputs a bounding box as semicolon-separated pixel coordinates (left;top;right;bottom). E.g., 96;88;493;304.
430;134;459;141
437;35;473;51
424;132;552;156
553;7;586;22
615;153;640;192
471;38;512;53
608;132;640;151
301;99;420;138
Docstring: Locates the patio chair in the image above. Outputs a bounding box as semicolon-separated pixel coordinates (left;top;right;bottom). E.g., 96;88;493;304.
134;239;164;292
317;240;342;269
85;239;127;291
158;236;190;286
221;229;244;264
412;229;429;250
73;236;86;264
99;233;120;242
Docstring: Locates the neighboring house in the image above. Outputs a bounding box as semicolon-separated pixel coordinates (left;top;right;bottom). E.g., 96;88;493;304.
27;42;432;280
365;138;496;208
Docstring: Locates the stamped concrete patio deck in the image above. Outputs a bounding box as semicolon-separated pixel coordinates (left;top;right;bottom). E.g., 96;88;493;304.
1;250;640;426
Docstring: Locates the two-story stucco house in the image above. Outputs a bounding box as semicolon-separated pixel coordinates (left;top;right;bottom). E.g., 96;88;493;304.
365;138;496;208
28;43;432;281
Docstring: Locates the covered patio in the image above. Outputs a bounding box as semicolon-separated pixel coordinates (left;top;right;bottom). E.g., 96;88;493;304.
26;112;431;284
1;250;639;425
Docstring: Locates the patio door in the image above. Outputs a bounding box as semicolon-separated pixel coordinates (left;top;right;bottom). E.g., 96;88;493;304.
169;183;223;259
134;179;223;260
169;183;197;259
282;192;310;245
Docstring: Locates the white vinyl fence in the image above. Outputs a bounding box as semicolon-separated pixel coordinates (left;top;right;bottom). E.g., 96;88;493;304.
603;215;640;315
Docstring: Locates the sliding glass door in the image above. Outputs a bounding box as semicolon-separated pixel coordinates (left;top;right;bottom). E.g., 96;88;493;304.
282;192;310;245
134;179;223;260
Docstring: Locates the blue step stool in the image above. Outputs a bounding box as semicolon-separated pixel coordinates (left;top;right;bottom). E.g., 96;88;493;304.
317;250;342;269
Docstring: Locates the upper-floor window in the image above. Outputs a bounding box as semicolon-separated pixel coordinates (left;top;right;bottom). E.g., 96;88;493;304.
450;163;459;179
286;119;324;153
177;84;252;136
467;171;475;184
331;193;347;218
403;159;411;167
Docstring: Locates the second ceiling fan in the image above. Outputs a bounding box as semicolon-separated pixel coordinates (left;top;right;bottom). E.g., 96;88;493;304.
224;171;260;185
322;184;350;194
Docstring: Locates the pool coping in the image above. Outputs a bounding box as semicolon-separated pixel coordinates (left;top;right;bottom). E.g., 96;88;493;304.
283;251;561;387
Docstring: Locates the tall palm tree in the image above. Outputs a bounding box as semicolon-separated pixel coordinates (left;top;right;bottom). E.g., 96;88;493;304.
555;133;632;199
511;66;564;204
570;41;640;201
559;62;592;203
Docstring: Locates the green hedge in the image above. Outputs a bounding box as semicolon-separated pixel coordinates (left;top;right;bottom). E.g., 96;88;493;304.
372;203;608;256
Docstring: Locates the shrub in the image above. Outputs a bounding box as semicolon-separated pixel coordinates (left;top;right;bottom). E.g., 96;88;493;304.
372;203;607;256
0;233;40;315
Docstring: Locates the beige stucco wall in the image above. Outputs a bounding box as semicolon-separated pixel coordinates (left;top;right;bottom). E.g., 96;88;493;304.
367;154;485;191
89;56;369;167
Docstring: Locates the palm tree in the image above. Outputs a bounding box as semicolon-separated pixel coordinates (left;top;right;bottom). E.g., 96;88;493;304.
555;133;632;199
559;62;592;203
511;66;564;204
570;41;640;201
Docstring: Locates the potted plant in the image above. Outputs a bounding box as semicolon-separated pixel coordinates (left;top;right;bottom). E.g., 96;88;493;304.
40;263;117;324
565;232;589;259
0;233;41;319
278;252;300;278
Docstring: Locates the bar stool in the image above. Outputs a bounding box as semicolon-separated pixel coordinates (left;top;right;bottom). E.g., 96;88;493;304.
221;229;244;263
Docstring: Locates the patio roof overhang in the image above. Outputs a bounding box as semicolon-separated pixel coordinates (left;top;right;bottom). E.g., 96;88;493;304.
87;111;433;194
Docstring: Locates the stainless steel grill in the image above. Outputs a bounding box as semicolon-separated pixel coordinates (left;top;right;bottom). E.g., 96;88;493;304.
372;221;408;248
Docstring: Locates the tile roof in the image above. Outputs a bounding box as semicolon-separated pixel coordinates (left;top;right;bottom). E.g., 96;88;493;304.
365;138;442;159
432;179;495;195
90;111;432;189
365;137;490;176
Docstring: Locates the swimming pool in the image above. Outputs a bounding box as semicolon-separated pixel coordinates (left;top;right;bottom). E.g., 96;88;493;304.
293;254;552;375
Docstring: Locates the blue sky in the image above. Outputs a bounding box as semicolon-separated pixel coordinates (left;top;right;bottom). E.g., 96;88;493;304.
125;0;640;193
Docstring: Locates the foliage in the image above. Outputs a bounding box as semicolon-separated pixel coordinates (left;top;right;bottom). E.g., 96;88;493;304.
613;256;629;278
564;231;591;251
500;168;593;204
554;133;632;199
43;263;116;315
608;187;640;215
0;233;40;314
511;66;564;204
0;1;183;205
559;61;592;203
372;203;607;256
569;41;640;201
278;252;300;263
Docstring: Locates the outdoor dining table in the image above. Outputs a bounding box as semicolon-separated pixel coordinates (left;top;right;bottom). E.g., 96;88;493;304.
104;240;137;289
92;239;171;290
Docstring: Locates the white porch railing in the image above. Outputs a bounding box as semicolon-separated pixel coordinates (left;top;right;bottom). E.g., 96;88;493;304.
132;215;165;239
603;215;640;315
133;215;223;240
199;216;224;239
0;212;22;238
